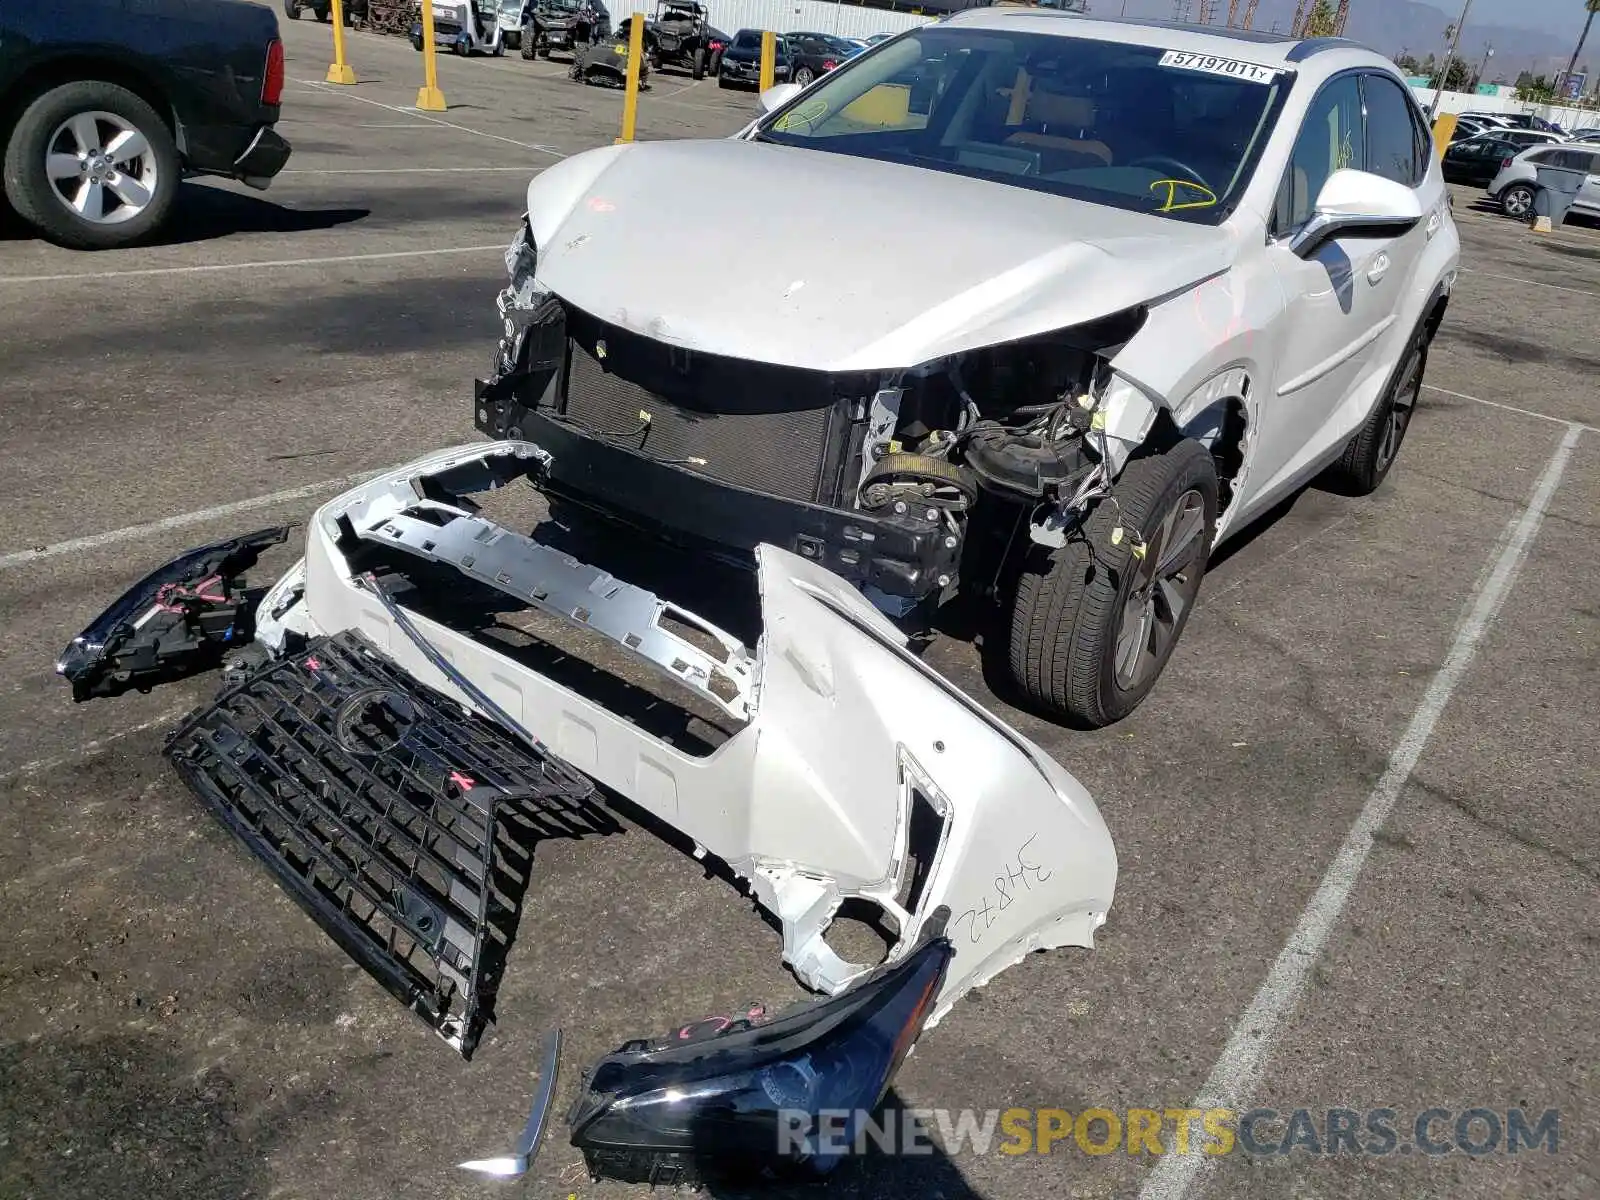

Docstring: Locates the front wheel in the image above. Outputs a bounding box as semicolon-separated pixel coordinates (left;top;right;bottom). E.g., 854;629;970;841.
284;1;304;18
1500;182;1535;219
1007;439;1218;728
1323;331;1427;495
3;80;180;250
691;48;706;79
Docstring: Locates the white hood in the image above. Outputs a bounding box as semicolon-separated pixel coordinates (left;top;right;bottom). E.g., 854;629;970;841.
525;139;1236;371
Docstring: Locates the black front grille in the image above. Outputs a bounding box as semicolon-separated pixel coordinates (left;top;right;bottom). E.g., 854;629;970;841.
164;631;604;1058
560;309;851;504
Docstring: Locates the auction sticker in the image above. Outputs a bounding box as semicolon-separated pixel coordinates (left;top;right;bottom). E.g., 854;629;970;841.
1158;50;1284;84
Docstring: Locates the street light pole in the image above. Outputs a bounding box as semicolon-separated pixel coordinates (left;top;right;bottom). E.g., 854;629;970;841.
1428;0;1476;121
1474;44;1494;91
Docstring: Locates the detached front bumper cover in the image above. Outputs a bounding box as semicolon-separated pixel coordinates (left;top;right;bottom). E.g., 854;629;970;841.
57;439;1117;1181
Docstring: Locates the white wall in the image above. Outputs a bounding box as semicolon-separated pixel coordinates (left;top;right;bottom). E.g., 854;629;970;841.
665;0;932;40
1409;85;1600;133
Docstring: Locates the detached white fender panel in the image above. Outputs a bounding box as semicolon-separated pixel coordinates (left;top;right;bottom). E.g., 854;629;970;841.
259;443;1118;1023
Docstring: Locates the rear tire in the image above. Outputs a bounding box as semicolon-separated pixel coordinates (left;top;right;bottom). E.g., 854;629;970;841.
3;80;180;251
1323;330;1427;495
1500;182;1535;219
284;1;304;19
795;65;814;86
1006;440;1217;728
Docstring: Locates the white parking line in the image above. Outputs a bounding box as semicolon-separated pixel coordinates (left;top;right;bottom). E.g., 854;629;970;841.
1136;422;1583;1200
0;244;505;285
295;78;568;157
0;471;378;571
1460;266;1599;297
1422;383;1600;433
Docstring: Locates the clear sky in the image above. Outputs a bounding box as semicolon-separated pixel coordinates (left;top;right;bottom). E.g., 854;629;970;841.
1469;0;1587;39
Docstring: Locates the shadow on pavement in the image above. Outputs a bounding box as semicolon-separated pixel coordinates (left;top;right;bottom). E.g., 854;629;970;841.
0;1031;321;1199
149;182;369;244
0;180;369;247
695;1090;988;1199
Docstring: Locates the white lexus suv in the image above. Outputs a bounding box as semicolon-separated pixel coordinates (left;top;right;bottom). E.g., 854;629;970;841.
475;9;1462;727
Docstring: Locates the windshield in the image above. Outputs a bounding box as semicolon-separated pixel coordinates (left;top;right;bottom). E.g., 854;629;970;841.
755;27;1291;225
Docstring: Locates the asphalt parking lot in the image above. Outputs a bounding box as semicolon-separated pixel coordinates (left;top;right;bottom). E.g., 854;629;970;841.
1;20;1597;1200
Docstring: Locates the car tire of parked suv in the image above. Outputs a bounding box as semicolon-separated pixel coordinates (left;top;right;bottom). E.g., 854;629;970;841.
284;0;304;18
1323;330;1427;496
1007;439;1218;728
1500;182;1535;220
3;81;180;251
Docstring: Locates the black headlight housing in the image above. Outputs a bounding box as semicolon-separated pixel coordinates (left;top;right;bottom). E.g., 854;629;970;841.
568;916;954;1187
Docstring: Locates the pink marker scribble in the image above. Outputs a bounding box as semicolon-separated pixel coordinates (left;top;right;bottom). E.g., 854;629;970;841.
449;771;477;792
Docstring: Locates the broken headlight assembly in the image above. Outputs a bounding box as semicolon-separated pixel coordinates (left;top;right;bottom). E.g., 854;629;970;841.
569;925;954;1186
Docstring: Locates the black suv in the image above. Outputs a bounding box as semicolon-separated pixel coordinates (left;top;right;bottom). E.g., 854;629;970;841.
716;29;794;88
0;0;291;249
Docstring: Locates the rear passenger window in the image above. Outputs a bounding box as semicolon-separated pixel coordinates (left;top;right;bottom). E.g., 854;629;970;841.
1548;149;1600;172
1362;74;1425;186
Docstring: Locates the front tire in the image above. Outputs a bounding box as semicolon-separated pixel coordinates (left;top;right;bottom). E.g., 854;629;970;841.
3;81;179;251
1007;440;1218;728
284;1;304;19
1500;182;1535;219
1324;331;1427;495
692;48;706;79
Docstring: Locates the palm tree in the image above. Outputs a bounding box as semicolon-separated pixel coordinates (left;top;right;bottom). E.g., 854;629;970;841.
1560;0;1600;100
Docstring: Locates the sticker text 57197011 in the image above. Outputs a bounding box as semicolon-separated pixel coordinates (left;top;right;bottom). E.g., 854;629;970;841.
1158;50;1284;85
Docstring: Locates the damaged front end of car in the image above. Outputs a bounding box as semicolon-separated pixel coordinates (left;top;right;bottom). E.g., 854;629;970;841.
475;214;1168;621
58;440;1116;1185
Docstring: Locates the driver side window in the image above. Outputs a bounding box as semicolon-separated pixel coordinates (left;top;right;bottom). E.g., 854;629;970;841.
1274;75;1364;235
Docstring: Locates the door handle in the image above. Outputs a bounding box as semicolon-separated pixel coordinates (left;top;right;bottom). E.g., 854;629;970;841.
1366;252;1391;285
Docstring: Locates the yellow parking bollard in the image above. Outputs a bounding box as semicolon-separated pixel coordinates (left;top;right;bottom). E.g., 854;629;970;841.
615;13;646;144
417;1;449;112
759;30;776;93
325;0;358;84
1431;113;1458;159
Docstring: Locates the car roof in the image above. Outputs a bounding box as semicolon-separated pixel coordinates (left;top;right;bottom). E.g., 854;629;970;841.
939;8;1394;73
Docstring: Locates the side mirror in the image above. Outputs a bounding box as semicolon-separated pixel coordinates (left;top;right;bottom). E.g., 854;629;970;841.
759;82;800;113
1291;169;1424;259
